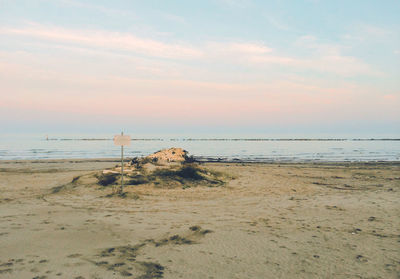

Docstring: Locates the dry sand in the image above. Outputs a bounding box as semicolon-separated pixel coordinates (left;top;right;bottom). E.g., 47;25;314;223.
0;159;399;278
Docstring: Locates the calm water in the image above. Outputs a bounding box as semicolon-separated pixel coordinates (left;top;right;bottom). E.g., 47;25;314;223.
1;135;399;162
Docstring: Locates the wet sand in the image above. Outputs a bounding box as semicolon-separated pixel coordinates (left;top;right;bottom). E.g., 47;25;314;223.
0;159;399;278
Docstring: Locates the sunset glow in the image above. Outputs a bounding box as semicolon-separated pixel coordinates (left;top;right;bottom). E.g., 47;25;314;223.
1;0;399;135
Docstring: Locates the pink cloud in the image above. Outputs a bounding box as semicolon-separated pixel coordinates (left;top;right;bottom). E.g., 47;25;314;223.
0;23;379;77
382;94;399;102
208;42;273;55
2;58;392;126
0;23;391;127
247;52;378;76
0;24;202;59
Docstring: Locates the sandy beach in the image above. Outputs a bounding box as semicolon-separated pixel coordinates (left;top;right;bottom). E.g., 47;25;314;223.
0;159;399;278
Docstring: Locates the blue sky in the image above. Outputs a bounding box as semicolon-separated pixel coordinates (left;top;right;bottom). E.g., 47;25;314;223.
0;0;399;136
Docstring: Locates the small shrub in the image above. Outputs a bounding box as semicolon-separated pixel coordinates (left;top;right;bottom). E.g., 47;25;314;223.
127;175;149;185
97;173;118;186
71;175;80;183
184;155;196;164
175;164;203;180
151;164;203;181
189;225;201;231
105;192;139;199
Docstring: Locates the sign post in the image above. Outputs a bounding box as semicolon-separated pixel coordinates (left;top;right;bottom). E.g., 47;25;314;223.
113;132;131;194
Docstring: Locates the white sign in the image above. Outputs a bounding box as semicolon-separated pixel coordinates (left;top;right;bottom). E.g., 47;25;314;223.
114;135;131;146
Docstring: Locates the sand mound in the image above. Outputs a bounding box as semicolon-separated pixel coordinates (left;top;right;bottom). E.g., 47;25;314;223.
93;148;232;191
146;148;188;163
97;163;228;189
94;148;231;190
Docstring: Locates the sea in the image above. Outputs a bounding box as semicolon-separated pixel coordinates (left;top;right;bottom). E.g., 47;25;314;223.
1;134;399;162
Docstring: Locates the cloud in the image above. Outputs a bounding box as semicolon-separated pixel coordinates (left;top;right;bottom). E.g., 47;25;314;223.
0;23;380;79
383;94;398;101
228;42;273;54
237;50;377;76
343;23;394;43
357;23;392;38
0;23;202;59
295;35;343;55
207;42;273;56
235;35;379;76
1;51;396;127
202;36;378;77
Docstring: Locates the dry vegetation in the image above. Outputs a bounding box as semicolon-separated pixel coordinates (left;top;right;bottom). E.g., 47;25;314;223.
97;162;231;190
51;149;234;198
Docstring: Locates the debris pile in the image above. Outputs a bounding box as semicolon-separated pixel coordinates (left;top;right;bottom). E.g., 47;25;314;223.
147;147;188;163
97;148;230;189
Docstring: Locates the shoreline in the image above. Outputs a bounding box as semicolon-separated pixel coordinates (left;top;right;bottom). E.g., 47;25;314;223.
1;157;400;165
40;138;400;141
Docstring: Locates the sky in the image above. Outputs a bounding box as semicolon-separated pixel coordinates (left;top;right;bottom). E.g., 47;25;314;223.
0;0;399;136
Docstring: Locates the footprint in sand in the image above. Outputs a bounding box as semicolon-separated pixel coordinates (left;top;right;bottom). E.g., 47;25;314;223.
88;225;212;278
67;253;83;258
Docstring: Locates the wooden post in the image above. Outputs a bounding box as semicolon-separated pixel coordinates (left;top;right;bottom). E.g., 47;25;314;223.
113;132;130;195
120;131;124;194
